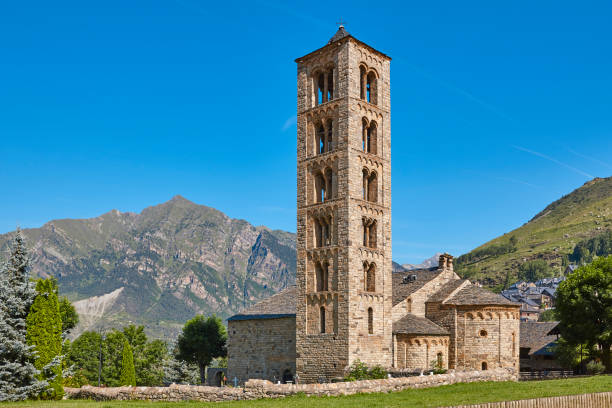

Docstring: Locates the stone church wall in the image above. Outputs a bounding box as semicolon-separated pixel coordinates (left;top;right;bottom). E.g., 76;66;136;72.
227;317;296;385
395;334;449;371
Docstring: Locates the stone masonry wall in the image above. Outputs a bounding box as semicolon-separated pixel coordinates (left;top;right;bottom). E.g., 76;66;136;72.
227;317;296;385
66;368;516;402
395;334;449;371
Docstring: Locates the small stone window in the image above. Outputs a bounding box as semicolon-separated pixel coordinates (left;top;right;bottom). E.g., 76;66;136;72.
481;361;488;371
479;329;488;337
320;306;326;334
368;307;374;334
437;352;443;368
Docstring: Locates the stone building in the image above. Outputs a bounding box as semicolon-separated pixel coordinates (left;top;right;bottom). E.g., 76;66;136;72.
227;27;520;384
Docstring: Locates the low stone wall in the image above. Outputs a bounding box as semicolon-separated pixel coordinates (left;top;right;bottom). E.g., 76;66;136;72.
450;391;612;408
65;368;515;402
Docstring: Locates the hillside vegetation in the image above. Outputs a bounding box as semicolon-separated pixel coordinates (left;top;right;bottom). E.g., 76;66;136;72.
456;176;612;290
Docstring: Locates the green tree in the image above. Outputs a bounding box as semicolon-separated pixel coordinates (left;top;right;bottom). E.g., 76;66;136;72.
25;278;64;399
176;315;227;384
0;230;46;401
538;309;558;322
119;340;136;386
59;298;79;336
122;325;167;386
64;331;102;385
555;256;612;372
517;259;552;282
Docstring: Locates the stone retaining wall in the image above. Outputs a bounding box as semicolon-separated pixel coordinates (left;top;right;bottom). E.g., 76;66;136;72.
450;391;612;408
66;368;515;402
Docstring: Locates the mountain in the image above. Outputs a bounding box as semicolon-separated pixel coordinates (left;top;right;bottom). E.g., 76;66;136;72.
0;196;296;340
401;253;442;270
455;177;612;290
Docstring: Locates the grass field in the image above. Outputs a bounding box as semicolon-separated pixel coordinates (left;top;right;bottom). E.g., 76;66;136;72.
2;376;611;408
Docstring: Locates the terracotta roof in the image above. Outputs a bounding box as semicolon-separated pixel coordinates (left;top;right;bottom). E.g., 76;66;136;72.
227;286;296;321
520;321;559;356
427;279;468;303
392;268;441;306
393;314;449;336
445;284;520;306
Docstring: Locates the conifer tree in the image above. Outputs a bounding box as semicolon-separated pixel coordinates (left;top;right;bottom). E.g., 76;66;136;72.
119;340;136;386
0;230;47;401
26;279;64;399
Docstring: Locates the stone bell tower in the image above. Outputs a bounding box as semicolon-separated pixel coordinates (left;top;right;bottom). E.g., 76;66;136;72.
295;26;392;383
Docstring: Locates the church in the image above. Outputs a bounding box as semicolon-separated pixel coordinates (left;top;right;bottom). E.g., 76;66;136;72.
226;27;520;384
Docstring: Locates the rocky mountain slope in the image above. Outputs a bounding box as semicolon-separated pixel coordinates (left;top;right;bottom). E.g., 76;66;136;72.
455;177;612;290
0;196;296;340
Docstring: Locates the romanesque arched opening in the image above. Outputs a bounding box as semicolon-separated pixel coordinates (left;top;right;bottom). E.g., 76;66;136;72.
326;118;333;152
367;172;378;203
320;306;326;334
316;123;325;154
368;121;377;155
327;68;334;101
316;72;325;105
366;263;376;292
360;65;367;100
368;307;374;334
315;172;326;203
367;71;377;105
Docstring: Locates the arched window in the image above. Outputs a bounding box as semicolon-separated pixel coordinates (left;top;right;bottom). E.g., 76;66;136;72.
481;361;488;371
326;119;333;152
368;307;373;334
314;218;322;247
317;73;325;106
512;332;516;357
327;68;334;101
316;124;325;155
315;262;326;292
320;306;326;334
366;264;376;292
367;71;377;105
362;169;369;200
362;118;368;152
315;172;326;203
368;121;377;155
360;66;367;100
369;220;377;248
367;172;378;203
324;167;333;201
437;352;443;368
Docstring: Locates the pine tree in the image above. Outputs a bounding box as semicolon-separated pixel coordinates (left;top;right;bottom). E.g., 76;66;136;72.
119;340;136;386
26;279;64;399
0;230;47;401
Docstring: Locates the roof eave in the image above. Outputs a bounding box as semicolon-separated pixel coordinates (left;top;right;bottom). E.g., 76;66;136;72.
295;35;391;64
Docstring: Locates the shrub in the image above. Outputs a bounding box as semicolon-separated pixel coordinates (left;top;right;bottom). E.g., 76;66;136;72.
586;360;605;375
344;360;388;381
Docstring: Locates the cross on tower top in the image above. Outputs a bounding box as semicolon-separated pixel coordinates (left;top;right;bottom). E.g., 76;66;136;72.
336;18;346;29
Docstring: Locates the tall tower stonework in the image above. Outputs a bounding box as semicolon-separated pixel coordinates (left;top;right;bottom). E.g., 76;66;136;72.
295;27;392;382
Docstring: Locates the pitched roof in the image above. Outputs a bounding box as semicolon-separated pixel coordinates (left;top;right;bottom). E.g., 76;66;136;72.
444;284;520;306
328;26;350;43
227;286;296;321
520;321;559;356
392;268;441;306
393;314;449;336
427;279;468;303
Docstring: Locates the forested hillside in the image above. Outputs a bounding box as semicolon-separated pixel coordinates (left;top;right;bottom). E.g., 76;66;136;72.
456;177;612;290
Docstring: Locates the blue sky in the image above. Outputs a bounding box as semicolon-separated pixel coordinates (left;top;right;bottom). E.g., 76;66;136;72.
1;1;611;264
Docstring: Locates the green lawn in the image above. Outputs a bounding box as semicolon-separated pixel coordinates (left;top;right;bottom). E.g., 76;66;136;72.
3;376;611;408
